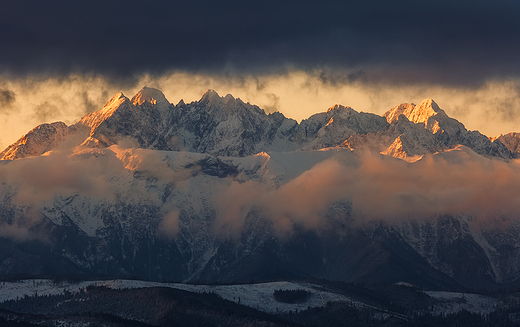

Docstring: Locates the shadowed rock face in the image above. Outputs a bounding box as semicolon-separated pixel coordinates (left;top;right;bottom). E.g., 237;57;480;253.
0;195;500;291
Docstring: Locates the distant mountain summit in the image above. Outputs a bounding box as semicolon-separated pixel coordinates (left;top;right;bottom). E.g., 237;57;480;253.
1;87;518;160
0;122;69;160
345;98;512;160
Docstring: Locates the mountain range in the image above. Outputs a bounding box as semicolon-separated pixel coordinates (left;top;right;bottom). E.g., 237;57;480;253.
2;87;518;161
1;87;520;291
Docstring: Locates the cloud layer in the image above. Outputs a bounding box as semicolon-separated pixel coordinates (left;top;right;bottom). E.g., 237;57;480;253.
2;1;520;86
2;142;520;241
213;149;520;236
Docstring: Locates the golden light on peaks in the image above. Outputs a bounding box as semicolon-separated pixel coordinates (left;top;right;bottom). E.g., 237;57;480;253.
325;116;334;127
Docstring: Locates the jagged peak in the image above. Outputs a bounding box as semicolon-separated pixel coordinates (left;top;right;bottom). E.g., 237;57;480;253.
0;121;69;160
383;103;415;123
327;104;340;112
420;98;442;111
200;89;221;103
103;92;129;110
411;98;445;120
327;104;350;112
78;91;131;131
29;121;68;133
223;93;235;102
131;86;169;106
198;90;249;112
383;99;445;125
494;132;520;154
497;132;520;138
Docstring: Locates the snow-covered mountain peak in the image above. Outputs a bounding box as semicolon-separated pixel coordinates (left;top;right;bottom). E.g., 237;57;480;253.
197;90;243;110
383;103;415;124
383;99;445;126
77;92;132;131
104;92;129;112
131;86;169;107
409;98;445;124
0;122;69;160
1;88;515;161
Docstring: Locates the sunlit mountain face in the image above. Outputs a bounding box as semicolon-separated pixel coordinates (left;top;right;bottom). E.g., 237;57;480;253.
0;86;519;294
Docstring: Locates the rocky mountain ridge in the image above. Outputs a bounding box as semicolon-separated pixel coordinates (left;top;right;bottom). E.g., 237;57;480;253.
1;86;517;160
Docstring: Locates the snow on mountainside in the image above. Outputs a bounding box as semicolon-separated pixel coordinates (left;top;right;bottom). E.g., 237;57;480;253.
1;87;516;161
0;122;69;160
2;87;520;291
295;104;388;150
163;89;300;156
0;141;519;289
382;98;465;139
0;279;358;315
376;99;511;159
0;279;500;316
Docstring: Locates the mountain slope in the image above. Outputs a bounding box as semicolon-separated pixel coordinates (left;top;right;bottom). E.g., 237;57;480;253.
0;122;69;160
0;145;519;289
1;88;520;291
494;132;520;156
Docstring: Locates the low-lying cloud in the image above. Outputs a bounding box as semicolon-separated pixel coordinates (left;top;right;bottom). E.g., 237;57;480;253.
0;146;124;241
158;209;180;239
213;149;520;236
2;142;520;242
0;148;118;208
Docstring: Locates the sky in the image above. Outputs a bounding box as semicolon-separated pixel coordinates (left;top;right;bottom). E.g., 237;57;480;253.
2;0;520;148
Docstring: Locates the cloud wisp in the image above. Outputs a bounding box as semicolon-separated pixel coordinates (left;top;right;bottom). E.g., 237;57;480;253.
213;149;520;237
0;146;121;241
1;141;520;242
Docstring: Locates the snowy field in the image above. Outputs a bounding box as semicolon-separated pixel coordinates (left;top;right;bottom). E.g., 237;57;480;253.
0;279;502;316
423;291;500;315
0;279;358;314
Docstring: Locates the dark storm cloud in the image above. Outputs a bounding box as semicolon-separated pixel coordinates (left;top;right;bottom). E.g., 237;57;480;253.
2;1;520;85
0;89;16;113
33;101;61;122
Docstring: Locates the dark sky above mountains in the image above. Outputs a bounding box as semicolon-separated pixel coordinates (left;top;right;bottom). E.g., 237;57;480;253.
1;1;520;147
2;0;519;85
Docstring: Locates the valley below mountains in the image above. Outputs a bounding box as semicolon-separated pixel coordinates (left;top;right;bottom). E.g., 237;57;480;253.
1;86;520;295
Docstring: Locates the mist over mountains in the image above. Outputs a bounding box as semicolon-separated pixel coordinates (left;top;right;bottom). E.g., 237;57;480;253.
1;87;520;290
